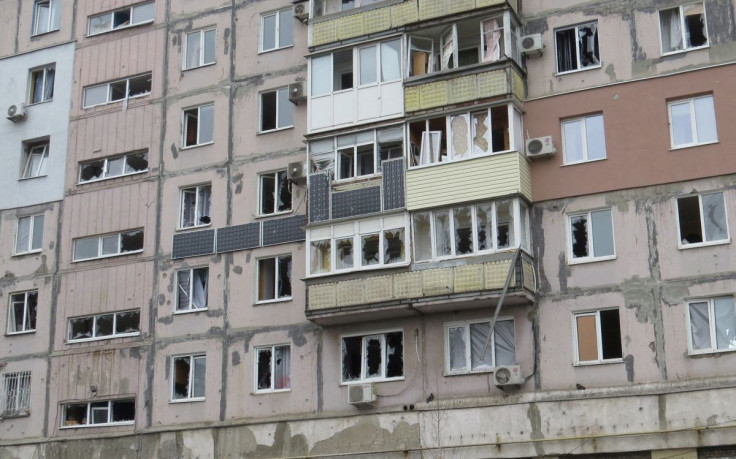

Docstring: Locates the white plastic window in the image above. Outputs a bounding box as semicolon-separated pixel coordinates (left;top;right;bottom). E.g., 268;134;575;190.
260;88;293;132
446;319;515;374
29;66;55;104
255;345;291;392
183;104;214;147
562;114;607;164
78;151;148;183
184;29;216;70
341;331;403;383
88;2;154;36
83;74;152;108
15;214;44;255
574;309;623;364
555;22;599;73
22;143;49;179
668;95;717;148
7;291;37;334
32;0;60;36
176;268;208;312
568;209;615;262
180;184;212;229
172;355;206;401
68;310;140;342
660;3;708;54
261;9;293;52
73;230;144;261
688;297;736;353
677;192;729;247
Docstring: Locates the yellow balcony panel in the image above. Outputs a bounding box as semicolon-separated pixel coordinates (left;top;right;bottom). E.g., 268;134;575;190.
406;151;531;212
336;13;366;41
305;251;534;326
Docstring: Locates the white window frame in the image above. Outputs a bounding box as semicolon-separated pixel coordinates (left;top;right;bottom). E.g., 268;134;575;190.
566;208;616;264
77;151;149;184
254;344;291;393
7;291;37;335
554;22;600;75
340;329;404;385
60;399;135;428
14;214;44;255
561;114;607;165
72;229;144;262
87;2;155;36
667;94;718;149
259;170;292;216
183;28;216;70
67;310;140;343
256;254;293;303
21;142;49;180
170;354;206;402
83;73;152;108
686;296;736;355
178;184;212;229
307;214;410;277
182;104;215;148
444;318;515;375
28;65;55;104
659;2;709;55
259;9;293;53
259;87;293;133
675;192;730;249
175;267;209;313
572;309;623;365
32;0;59;36
1;371;31;417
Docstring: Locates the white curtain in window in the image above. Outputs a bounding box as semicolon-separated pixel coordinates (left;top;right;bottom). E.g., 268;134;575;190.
448;327;466;371
274;346;291;389
689;302;710;350
192;269;208;309
702;193;727;242
482;19;502;62
15;217;30;253
419;131;441;165
177;271;191;310
714;297;736;349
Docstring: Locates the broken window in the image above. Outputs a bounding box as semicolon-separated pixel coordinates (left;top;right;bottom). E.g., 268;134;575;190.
88;2;154;35
256;345;291;392
688;297;736;353
172;354;206;400
677;192;728;246
409;117;446;166
574;309;622;363
668;94;717;148
311;38;398;95
309;126;402;177
384;229;405;264
660;3;708;54
29;65;55;104
260;87;293;132
183;104;214;147
62;399;135;427
555;22;599;73
78;151;148;183
568;209;615;261
22;142;49;179
7;291;37;334
336;238;354;270
310;240;331;275
412;212;433;262
333;49;353;91
434;210;452;257
377;127;403;172
68;310;140;342
453;207;473;255
32;0;59;36
341;331;403;383
176;268;208;312
261;9;293;53
481;18;504;63
446;319;515;374
185;28;216;70
257;255;292;302
73;229;144;261
15;214;44;255
1;371;31;416
260;171;292;215
83;73;152;108
361;234;380;266
180;184;212;228
562;114;606;164
408;36;437;77
336;131;375;180
312;0;384;17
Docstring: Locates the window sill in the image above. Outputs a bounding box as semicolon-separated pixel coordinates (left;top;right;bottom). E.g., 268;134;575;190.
31;29;60;38
0;411;30;419
12;249;43;258
560;157;607;167
340;377;404;386
77;170;149;186
67;332;140;343
258;125;294;135
333;173;382;185
253;388;291;394
254;297;293;306
661;45;710;58
60;421;135;429
307;260;410;278
176;223;212;232
258;44;295;55
83;92;152;110
669;140;719;151
688;347;736;357
72;249;144;263
87;20;155;38
678;239;730;250
180;141;214;151
26;99;53;107
444;369;494;377
255;210;293;220
6;330;36;337
169;397;205;404
182;62;216;72
568;255;617;265
555;64;602;77
18;175;48;182
573;358;624;367
173;308;209;315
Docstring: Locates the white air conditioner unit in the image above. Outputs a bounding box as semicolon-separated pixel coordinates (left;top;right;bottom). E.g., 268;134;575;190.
520;34;543;56
348;384;376;405
293;3;309;22
288;82;306;104
7;103;26;122
287;161;307;183
493;365;523;387
526;136;556;158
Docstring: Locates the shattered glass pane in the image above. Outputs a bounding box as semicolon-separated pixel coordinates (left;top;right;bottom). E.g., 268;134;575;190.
173;357;191;399
274;346;290;389
111;400;135;422
450;114;470;159
361;234;380;266
128;74;151;98
26;292;37;330
364;335;383;378
448;326;467;371
277;171;292;212
470;322;493;370
413;212;433;261
476;205;492;251
124;152;148;173
79;159;105;182
385;332;403;378
454;206;473;254
95;314;114;337
257;348;272;390
342;336;362;382
336;238;354;270
115;310;139;334
70;317;93;340
109;81;127;102
310;240;331;274
64;404;88;426
197;186;211;225
259;173;273;215
714;297;736;350
472;111;490;155
497;200;514;249
570;215;588;258
683;3;707;47
677;196;702;244
434;211;452;256
177;270;191;311
689;302;710;350
384;229;404;264
120;230;143;252
277;255;292;298
702;192;727;242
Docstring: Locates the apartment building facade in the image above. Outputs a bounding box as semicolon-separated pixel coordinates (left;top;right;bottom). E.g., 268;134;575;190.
1;0;735;457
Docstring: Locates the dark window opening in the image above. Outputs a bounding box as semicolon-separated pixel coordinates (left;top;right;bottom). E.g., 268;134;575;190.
125;152;148;172
385;332;403;378
678;196;703;244
384;229;404;264
116;311;139;334
95;314;114;337
80;160;105;182
277;255;292;298
184;110;199;147
261;174;275;214
70;317;94;340
342;336;361;381
64;404;87;426
111;400;135;422
173;357;191;399
120;230;143;252
365;337;382;378
600;309;623;360
571;216;588;258
261;91;277;131
257;349;272;390
333;50;353;91
112;10;130;28
361;234;380;265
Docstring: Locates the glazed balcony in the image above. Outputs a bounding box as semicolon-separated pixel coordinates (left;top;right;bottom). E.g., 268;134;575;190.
305;250;534;325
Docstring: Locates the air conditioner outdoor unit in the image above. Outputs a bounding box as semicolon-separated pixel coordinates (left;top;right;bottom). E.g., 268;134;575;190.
526;136;556;158
520;34;543;56
288;82;306;104
287;161;307;182
7;103;26;122
493;365;523;387
293;3;309;22
348;384;376;405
